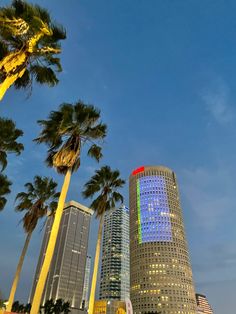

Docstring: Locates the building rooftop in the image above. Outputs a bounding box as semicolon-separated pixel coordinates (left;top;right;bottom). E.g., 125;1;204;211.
64;200;94;215
130;165;175;177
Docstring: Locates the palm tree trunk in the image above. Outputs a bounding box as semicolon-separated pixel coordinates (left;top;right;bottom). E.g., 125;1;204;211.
30;169;71;314
6;232;32;312
88;213;105;314
0;51;27;101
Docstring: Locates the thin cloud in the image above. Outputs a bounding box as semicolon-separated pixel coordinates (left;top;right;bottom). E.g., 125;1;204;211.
201;79;234;125
193;244;236;272
181;165;235;230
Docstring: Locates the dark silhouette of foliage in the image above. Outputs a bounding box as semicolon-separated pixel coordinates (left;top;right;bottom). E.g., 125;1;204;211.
0;173;11;211
41;299;70;314
0;117;23;171
82;165;125;217
15;175;59;233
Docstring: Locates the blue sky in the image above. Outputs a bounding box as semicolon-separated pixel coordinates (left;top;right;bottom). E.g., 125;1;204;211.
1;1;236;313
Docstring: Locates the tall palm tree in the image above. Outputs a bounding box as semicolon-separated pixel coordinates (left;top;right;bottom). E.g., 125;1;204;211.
0;173;11;211
82;166;125;314
6;176;59;312
0;117;24;171
30;101;107;314
0;0;66;101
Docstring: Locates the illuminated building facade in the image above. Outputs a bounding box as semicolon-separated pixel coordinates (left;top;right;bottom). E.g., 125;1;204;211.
99;205;130;300
29;201;93;310
129;166;197;314
81;255;91;310
196;294;213;314
94;300;126;314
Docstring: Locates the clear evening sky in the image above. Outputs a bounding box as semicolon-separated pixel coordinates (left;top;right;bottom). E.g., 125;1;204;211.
1;1;236;313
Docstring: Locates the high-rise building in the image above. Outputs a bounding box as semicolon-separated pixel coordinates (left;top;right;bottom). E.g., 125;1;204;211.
81;255;91;310
196;294;213;314
129;166;197;314
29;200;93;310
99;205;130;300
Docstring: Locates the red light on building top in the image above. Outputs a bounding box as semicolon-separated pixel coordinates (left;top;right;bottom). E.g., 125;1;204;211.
132;166;145;175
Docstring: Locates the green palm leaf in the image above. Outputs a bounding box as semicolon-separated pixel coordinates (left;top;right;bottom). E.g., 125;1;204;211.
15;175;59;233
0;0;66;99
35;101;107;174
0;117;23;171
0;173;11;211
82;165;125;217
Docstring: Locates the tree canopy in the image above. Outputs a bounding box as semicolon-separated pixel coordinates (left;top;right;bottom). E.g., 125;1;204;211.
15;175;59;233
0;0;66;97
83;165;125;217
35;101;107;174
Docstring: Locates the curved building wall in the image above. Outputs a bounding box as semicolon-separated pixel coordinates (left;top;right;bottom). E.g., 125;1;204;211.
129;166;197;314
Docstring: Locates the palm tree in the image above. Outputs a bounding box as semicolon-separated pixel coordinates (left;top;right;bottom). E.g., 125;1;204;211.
12;301;21;313
6;176;59;312
30;101;107;314
23;303;31;314
61;301;70;314
0;173;11;211
0;0;66;101
42;299;70;314
82;166;125;314
53;299;63;314
42;299;54;314
54;299;70;314
0;117;24;171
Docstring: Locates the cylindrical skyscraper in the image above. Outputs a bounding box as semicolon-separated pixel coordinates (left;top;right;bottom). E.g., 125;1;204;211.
129;166;197;314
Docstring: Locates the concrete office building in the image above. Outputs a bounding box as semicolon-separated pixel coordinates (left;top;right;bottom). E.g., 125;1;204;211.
81;255;91;310
99;205;130;300
196;294;213;314
129;166;197;314
29;201;93;311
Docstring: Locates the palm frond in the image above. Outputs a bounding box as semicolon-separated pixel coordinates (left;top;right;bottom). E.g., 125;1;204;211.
15;175;59;233
0;173;12;211
0;0;66;97
35;101;107;174
82;166;125;217
87;144;103;162
84;124;107;140
0;118;24;170
14;69;31;89
43;55;62;72
0;151;7;171
30;65;59;86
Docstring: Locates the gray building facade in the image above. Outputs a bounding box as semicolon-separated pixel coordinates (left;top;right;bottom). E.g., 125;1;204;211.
99;205;130;300
29;200;93;310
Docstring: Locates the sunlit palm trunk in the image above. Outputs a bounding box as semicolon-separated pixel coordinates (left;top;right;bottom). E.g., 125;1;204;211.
0;27;54;102
30;169;71;314
0;51;27;101
0;68;26;101
6;232;32;312
88;213;104;314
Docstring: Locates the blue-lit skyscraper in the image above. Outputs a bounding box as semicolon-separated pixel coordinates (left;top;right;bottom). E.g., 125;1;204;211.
129;166;197;314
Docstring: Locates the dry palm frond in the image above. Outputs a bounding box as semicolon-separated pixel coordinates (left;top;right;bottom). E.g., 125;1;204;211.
52;147;79;168
0;17;29;35
52;136;81;168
